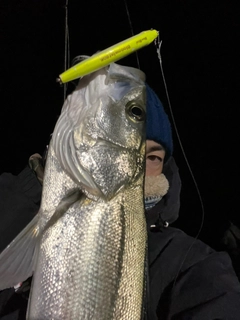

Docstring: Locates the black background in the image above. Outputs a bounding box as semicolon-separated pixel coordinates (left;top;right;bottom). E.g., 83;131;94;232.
0;0;239;248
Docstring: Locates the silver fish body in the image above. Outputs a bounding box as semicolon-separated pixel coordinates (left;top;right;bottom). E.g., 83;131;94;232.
0;63;147;319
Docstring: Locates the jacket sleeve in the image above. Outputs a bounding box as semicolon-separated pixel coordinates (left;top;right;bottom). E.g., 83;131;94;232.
166;252;240;319
0;166;41;319
153;230;240;319
0;166;42;253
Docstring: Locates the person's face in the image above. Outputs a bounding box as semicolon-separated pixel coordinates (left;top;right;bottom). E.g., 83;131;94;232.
146;140;166;176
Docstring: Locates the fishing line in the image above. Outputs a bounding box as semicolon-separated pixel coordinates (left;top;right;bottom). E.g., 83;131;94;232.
63;0;70;101
154;35;205;288
122;0;205;296
123;0;140;69
122;3;150;320
44;0;70;165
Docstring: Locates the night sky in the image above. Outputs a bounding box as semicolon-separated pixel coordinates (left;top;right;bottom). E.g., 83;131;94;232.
0;0;239;248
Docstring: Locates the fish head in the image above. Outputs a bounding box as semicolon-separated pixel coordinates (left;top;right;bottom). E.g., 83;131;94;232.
52;62;146;200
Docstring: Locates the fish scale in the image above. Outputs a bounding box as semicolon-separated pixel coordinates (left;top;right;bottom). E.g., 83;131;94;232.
0;62;147;319
29;188;146;319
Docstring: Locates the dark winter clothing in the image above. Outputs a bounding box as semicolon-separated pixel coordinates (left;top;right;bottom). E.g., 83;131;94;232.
1;157;240;319
0;167;42;253
146;84;173;162
0;167;41;319
146;157;240;319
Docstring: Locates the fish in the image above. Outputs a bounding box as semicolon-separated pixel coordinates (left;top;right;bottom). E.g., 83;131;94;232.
0;62;147;319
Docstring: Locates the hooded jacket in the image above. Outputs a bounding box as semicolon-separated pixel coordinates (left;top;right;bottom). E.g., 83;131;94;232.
1;158;240;319
146;157;240;319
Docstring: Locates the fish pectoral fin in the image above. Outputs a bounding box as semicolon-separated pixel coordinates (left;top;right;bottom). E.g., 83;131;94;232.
0;214;39;290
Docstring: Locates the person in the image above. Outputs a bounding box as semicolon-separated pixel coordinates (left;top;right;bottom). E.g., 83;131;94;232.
219;189;240;282
0;83;240;319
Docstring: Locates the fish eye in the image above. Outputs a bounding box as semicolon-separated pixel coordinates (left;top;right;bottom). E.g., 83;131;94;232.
126;101;145;122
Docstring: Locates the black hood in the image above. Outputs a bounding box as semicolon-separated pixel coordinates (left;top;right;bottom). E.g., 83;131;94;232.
145;156;181;230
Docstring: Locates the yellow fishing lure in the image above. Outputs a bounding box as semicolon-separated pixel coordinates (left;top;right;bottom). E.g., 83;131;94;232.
57;29;159;84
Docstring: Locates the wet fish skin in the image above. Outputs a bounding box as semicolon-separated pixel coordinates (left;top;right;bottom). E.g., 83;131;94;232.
0;63;147;319
29;158;147;319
